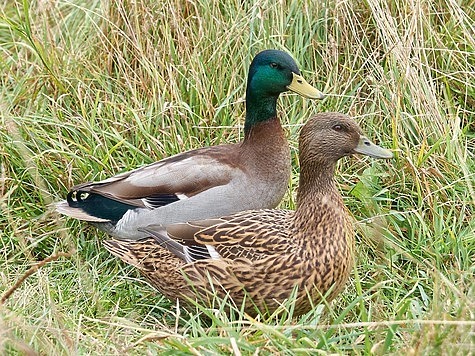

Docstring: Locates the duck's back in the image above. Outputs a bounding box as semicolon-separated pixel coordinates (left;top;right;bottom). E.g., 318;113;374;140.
57;117;291;239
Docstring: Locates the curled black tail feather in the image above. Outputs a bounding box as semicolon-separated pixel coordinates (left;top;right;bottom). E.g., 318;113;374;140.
66;190;136;223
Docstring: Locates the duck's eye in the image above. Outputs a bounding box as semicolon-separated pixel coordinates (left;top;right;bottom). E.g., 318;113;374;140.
332;124;343;131
269;62;278;69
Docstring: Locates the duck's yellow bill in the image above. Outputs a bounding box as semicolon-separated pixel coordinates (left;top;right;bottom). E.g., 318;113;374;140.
287;72;325;99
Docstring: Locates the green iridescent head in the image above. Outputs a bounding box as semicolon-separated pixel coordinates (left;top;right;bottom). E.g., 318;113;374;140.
245;49;324;133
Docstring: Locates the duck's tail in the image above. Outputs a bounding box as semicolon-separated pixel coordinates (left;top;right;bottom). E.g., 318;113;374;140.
55;186;140;223
55;199;111;222
103;238;185;273
103;237;189;301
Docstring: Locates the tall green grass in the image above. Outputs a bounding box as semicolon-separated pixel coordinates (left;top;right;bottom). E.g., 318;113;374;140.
1;0;474;353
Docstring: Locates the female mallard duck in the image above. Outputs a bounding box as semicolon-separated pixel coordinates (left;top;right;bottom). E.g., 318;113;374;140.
56;49;324;240
103;112;393;316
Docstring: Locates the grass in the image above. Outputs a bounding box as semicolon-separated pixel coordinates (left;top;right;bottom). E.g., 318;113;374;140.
1;0;474;353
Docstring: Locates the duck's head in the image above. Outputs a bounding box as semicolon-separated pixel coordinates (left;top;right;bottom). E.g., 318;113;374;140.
299;112;393;165
247;49;325;100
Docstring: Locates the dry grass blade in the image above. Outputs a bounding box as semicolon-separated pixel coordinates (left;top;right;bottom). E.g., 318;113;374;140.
0;251;75;305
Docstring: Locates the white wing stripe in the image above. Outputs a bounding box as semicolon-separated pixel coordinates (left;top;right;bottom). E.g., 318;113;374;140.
206;245;221;260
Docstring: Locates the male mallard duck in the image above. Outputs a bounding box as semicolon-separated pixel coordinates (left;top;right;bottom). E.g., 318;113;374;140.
103;112;393;316
56;49;324;239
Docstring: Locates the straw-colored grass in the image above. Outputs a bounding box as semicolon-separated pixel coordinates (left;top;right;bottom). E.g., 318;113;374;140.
1;0;474;354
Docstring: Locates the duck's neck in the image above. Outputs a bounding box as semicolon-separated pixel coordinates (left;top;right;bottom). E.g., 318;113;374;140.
293;160;348;251
244;88;280;135
242;115;285;146
296;161;338;201
239;117;290;190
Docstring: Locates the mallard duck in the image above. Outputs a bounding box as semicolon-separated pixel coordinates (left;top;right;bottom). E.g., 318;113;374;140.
103;112;393;316
56;49;324;239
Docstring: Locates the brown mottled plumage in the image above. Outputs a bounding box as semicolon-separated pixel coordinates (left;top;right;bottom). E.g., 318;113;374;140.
104;112;393;316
